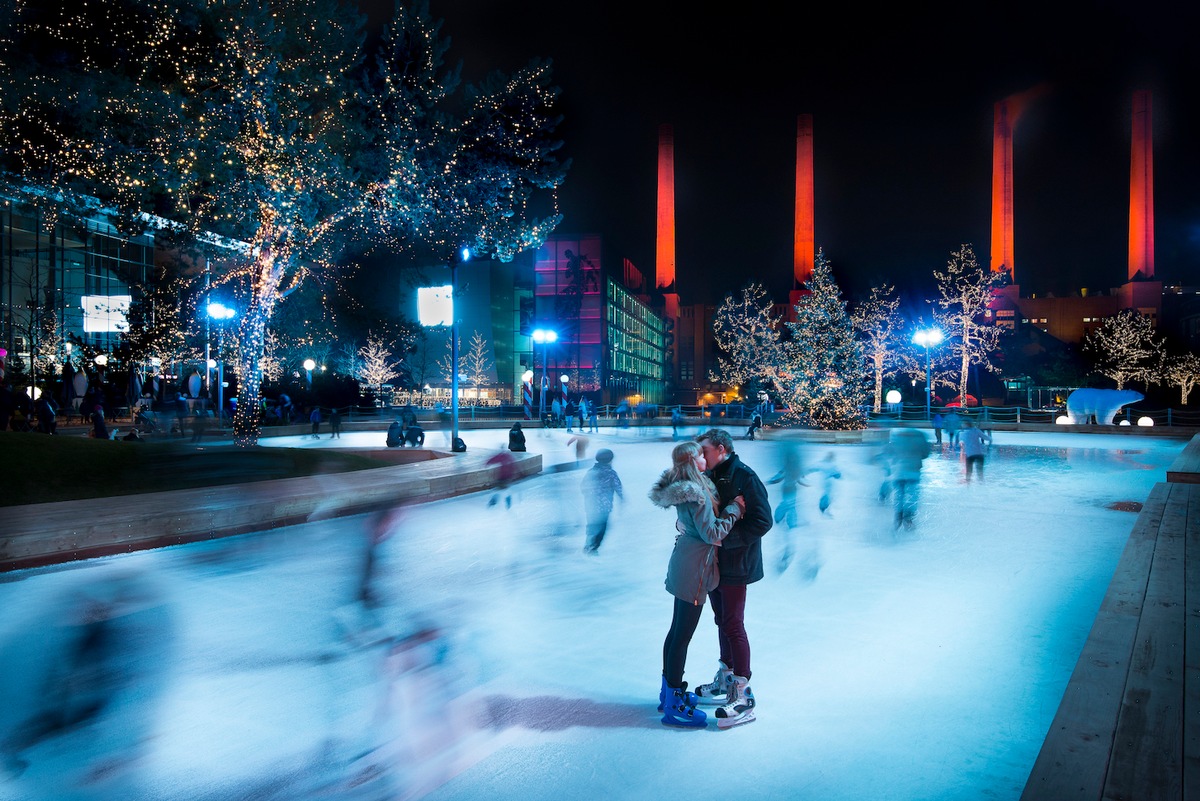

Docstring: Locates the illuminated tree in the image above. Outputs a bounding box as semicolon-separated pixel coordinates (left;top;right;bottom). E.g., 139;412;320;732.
932;244;1005;403
437;337;464;386
1164;352;1200;404
710;283;786;388
462;330;494;403
1084;309;1164;391
850;283;904;412
124;271;202;372
357;333;402;398
783;251;870;429
0;0;565;446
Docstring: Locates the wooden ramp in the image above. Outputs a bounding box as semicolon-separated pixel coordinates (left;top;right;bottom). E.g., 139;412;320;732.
1021;435;1200;800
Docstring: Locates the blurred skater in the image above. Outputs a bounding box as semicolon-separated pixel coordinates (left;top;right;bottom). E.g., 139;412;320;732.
0;566;174;798
566;431;590;463
766;444;811;574
884;428;932;529
959;419;992;482
580;448;623;554
487;447;517;508
806;451;842;517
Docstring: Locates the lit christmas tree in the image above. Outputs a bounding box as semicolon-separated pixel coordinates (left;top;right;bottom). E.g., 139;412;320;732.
784;250;869;429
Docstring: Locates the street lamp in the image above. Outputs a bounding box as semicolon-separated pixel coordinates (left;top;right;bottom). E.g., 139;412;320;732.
911;327;943;420
207;302;237;428
531;328;557;422
303;358;316;392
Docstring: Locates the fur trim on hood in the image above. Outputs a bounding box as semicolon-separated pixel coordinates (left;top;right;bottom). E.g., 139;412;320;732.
648;477;712;508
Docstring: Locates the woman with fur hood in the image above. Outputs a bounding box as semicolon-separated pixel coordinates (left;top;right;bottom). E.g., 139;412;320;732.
649;441;745;728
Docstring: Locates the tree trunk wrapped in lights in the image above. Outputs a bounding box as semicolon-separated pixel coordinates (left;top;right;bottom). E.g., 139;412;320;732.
850;283;903;413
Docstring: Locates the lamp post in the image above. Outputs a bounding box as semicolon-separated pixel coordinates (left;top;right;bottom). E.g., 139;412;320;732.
206;302;236;428
531;328;557;422
449;247;470;451
303;358;315;392
912;328;943;420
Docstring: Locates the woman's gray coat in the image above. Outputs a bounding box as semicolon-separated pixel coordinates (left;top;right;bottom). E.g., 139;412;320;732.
649;478;742;605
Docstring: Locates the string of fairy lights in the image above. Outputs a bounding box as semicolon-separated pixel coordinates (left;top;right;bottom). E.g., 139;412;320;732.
2;0;565;445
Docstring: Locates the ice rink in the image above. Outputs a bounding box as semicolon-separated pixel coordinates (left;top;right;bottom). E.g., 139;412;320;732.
0;425;1187;801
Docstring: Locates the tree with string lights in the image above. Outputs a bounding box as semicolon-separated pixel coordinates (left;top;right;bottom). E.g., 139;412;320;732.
1164;352;1200;405
1083;309;1164;391
931;243;1006;404
783;251;870;429
357;333;402;401
710;283;786;390
0;0;565;445
850;282;904;412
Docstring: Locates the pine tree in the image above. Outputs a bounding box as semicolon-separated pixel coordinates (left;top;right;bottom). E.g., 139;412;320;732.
850;283;903;412
932;244;1005;403
783;250;869;429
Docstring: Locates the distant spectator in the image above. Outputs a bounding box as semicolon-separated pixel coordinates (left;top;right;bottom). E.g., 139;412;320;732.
329;408;342;439
309;406;322;439
386;420;403;448
91;404;108;440
508;422;527;452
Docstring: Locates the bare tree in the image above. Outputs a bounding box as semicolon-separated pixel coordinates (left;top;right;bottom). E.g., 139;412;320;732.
710;283;786;388
932;244;1005;403
1083;309;1164;391
357;334;402;398
851;283;904;412
1164;352;1200;404
462;330;494;403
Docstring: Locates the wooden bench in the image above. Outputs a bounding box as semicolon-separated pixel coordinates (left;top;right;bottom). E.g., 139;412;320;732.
1020;476;1199;800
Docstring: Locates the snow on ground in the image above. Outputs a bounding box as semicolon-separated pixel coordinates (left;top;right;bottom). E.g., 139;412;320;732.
0;426;1187;801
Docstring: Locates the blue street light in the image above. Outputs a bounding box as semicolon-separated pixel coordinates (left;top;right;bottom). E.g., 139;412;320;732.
912;327;944;420
531;328;557;422
207;302;237;428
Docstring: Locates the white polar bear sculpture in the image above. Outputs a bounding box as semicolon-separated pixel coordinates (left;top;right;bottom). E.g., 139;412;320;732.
1065;388;1144;425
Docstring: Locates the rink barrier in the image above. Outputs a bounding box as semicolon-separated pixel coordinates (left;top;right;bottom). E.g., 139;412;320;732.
1021;434;1200;800
0;450;542;572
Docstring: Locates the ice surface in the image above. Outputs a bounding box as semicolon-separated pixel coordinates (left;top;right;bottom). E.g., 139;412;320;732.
0;426;1186;801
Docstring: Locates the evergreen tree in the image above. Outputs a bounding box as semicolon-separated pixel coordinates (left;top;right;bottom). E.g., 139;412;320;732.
784;250;869;429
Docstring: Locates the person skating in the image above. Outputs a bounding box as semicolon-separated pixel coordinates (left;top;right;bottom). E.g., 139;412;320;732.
958;419;991;481
806;451;842;517
766;444;810;574
884;428;931;529
580;449;623;554
693;428;772;729
649;441;745;728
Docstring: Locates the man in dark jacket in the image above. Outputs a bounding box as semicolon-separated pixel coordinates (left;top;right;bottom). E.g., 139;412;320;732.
692;428;772;729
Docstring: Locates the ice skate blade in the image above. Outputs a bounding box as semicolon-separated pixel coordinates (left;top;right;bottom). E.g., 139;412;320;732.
716;710;756;729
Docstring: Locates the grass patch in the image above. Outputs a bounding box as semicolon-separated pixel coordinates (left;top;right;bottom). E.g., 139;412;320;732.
0;431;390;507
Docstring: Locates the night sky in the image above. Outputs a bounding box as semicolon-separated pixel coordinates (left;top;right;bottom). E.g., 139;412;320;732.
386;1;1200;307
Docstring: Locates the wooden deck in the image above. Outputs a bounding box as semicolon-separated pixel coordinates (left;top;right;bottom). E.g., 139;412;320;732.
1021;436;1200;800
